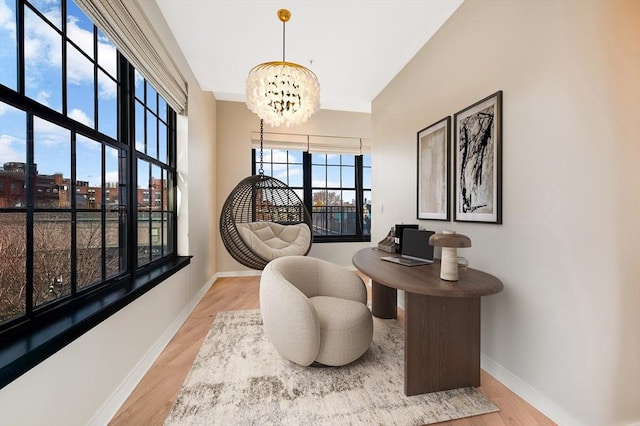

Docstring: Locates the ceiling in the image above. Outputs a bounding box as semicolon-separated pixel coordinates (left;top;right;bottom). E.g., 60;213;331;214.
155;1;463;113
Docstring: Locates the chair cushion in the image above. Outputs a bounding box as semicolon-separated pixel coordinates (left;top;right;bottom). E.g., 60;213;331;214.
308;296;374;366
237;222;311;261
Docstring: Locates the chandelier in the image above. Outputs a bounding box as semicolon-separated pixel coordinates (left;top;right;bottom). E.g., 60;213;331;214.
246;9;320;128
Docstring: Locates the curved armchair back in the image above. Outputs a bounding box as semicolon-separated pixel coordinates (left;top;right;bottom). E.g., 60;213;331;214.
268;256;367;303
260;256;371;367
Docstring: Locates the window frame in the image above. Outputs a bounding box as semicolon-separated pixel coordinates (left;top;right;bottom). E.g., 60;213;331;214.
252;149;371;243
0;0;187;389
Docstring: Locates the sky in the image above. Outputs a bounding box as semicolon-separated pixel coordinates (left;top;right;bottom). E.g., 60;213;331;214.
0;0;157;189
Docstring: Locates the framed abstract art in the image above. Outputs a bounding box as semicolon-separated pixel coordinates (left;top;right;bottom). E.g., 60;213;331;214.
417;116;451;221
453;91;502;224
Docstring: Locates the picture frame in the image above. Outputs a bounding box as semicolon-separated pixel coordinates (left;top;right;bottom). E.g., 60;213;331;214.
417;116;451;221
453;91;502;224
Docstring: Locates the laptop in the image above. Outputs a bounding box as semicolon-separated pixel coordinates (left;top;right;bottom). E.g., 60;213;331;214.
394;224;419;253
382;229;435;266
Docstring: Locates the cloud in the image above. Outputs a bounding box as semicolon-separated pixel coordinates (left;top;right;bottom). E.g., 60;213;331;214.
105;170;119;185
33;116;69;147
0;103;26;164
66;41;94;85
68;108;93;127
106;146;119;159
272;165;288;181
24;7;62;65
0;0;16;35
96;33;117;77
0;134;25;163
312;179;341;188
264;150;295;164
76;134;102;153
35;91;51;107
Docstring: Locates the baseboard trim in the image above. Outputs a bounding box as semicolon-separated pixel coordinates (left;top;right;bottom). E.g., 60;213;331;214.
480;353;581;425
216;270;262;277
88;273;218;426
215;265;357;279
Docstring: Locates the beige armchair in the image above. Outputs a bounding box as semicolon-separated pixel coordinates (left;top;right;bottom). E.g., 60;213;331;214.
260;256;373;367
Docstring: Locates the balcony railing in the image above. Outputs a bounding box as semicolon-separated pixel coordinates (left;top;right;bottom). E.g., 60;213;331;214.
312;205;358;236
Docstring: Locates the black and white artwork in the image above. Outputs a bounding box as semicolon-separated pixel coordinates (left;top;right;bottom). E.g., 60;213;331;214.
417;117;450;221
454;91;502;223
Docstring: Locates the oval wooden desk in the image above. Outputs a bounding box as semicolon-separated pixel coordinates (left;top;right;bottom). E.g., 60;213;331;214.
352;248;503;396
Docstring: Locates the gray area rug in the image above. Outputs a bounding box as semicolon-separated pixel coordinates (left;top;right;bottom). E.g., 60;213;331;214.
165;309;499;425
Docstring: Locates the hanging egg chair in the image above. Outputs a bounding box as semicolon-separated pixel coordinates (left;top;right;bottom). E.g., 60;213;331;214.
219;120;313;270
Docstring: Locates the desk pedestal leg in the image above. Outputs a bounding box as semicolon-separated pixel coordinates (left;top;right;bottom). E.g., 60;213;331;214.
371;281;397;319
404;292;480;396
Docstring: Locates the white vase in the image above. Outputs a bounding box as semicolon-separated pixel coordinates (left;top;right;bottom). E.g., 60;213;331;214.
440;230;459;281
440;246;459;281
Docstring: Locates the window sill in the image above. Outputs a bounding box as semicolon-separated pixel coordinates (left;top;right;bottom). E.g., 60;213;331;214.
313;236;371;243
0;256;191;389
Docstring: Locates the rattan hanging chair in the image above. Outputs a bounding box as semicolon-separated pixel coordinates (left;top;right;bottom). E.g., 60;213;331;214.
220;121;313;270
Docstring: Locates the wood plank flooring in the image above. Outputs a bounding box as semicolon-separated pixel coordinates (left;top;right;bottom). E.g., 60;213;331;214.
110;276;556;426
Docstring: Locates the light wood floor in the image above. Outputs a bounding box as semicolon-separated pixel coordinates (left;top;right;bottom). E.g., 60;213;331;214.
110;276;556;426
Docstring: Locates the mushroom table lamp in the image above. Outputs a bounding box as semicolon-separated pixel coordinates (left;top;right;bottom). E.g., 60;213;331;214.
428;230;472;281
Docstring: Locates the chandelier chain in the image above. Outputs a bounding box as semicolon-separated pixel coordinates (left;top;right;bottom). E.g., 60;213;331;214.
258;119;264;176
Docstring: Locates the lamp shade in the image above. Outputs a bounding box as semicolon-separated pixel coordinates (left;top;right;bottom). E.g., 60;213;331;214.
429;232;472;248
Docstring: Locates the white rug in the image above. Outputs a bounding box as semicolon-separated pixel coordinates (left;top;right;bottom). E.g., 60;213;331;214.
165;309;499;425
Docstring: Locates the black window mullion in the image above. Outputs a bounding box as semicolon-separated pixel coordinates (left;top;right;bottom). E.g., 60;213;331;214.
119;57;136;273
163;170;176;255
168;109;176;254
147;167;152;264
70;131;77;294
355;155;364;241
93;26;98;131
155;94;160;157
251;148;256;175
143;83;147;154
117;146;128;273
101;144;106;281
302;151;312;227
25;112;34;316
324;159;329;236
17;0;25;95
159;168;164;256
61;0;67;116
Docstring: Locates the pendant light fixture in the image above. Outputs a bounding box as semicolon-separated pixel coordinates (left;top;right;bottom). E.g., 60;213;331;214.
245;9;320;127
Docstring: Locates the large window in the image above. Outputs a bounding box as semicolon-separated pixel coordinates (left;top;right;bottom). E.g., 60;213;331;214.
254;149;371;243
0;0;182;386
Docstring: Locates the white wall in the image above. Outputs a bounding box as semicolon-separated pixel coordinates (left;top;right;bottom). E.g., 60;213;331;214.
216;100;372;272
0;1;219;424
372;1;640;424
